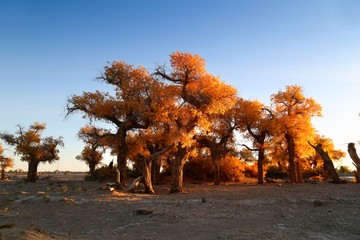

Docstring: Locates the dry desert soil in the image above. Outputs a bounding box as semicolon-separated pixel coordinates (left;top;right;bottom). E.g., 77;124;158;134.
0;172;359;240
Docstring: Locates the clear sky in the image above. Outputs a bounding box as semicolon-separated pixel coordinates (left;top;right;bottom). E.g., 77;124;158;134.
1;0;360;171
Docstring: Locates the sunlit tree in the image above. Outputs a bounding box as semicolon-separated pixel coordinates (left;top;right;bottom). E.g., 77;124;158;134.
0;144;14;179
306;134;345;170
0;122;64;182
236;98;275;184
76;126;106;177
155;51;237;192
66;61;167;186
194;101;240;185
271;85;322;183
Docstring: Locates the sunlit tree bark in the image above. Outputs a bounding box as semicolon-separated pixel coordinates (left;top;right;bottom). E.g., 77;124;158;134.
347;143;360;182
308;142;341;183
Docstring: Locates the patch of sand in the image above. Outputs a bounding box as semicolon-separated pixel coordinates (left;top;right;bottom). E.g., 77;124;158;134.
1;172;360;239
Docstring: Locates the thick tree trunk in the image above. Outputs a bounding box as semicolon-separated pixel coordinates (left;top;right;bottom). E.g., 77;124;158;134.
116;149;127;187
130;157;155;194
295;160;304;183
89;163;96;177
1;169;4;179
258;146;265;184
115;129;128;187
131;144;174;194
142;159;154;194
213;158;221;185
309;142;341;183
285;133;297;183
151;157;161;185
347;143;360;182
27;160;39;182
210;150;221;185
170;145;188;193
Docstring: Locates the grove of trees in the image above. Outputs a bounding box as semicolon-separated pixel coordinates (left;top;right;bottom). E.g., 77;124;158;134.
0;52;353;190
64;51;347;193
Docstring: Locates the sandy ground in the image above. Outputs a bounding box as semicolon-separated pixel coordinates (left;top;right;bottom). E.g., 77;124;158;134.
0;172;360;240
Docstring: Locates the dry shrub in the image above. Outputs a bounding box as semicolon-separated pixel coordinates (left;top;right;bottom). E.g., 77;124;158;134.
265;165;288;179
309;175;323;182
86;166;116;182
184;155;246;182
302;168;323;180
219;156;245;182
184;156;213;180
244;163;258;178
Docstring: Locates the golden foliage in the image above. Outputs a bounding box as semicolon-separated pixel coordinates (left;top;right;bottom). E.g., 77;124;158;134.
0;144;14;174
66;53;337;185
184;154;246;182
270;85;323;164
219;156;246;182
0;122;64;164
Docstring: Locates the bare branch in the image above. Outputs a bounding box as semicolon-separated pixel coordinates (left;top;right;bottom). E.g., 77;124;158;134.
241;144;259;152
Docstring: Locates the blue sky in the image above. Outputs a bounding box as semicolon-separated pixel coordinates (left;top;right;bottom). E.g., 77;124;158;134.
1;0;360;171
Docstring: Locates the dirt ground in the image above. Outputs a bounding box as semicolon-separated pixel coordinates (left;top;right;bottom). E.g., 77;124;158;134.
0;172;359;240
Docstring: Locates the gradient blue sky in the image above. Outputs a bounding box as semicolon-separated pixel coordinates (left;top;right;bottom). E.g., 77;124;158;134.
1;0;359;171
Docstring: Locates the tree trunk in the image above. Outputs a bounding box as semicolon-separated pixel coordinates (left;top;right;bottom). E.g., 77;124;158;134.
89;163;96;177
131;144;174;194
1;168;4;179
116;150;127;187
27;160;39;182
151;157;161;185
115;129;128;187
210;150;221;185
295;160;303;183
213;158;221;185
285;133;297;183
308;142;341;183
347;143;360;182
142;159;155;194
258;146;265;184
115;166;122;189
170;145;188;193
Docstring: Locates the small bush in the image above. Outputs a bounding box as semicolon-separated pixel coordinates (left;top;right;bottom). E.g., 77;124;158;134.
265;165;288;179
337;166;351;174
313;200;324;207
184;156;213;180
126;167;141;178
184;155;246;182
219;156;245;182
87;166;116;182
244;163;258;178
303;168;323;179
